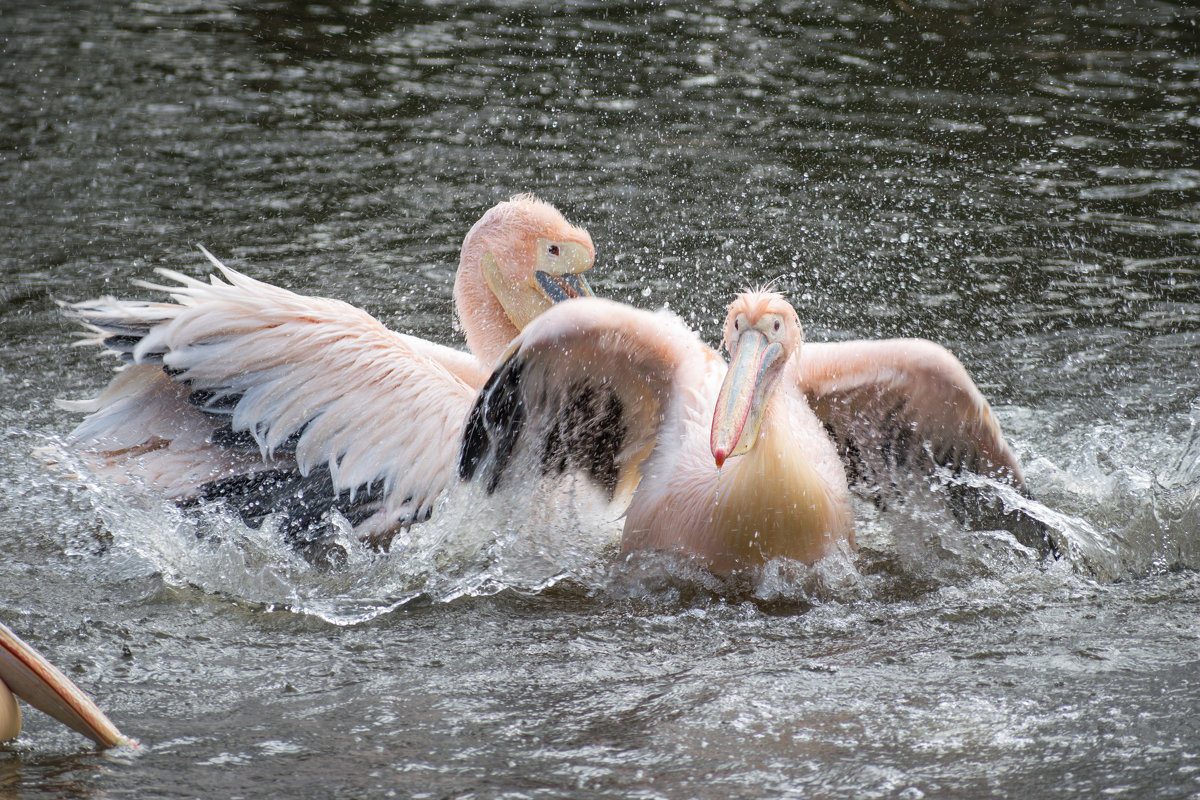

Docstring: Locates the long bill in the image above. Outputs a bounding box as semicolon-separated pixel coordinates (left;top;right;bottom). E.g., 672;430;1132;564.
710;329;785;468
0;621;134;748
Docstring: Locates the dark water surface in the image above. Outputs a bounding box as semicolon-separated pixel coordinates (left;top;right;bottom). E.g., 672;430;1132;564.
2;1;1199;798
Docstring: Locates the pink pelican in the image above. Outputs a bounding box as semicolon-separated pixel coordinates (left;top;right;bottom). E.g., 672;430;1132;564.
459;290;1046;570
1;621;132;748
62;195;594;551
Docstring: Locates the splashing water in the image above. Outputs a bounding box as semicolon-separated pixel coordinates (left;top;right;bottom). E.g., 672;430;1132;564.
37;437;626;625
31;397;1200;626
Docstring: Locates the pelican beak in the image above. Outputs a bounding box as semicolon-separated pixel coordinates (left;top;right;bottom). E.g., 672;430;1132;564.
531;238;594;302
710;328;785;468
0;622;134;748
1;675;19;742
483;240;595;332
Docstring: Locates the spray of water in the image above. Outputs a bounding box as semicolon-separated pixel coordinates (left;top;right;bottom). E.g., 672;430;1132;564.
27;404;1200;625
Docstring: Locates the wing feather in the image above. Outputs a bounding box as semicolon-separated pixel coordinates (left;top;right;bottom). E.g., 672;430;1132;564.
458;297;710;504
799;338;1055;555
800;339;1021;486
63;251;481;545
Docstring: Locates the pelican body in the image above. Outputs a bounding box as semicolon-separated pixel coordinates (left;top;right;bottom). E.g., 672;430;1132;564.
627;294;856;568
460;291;1048;570
62;195;594;552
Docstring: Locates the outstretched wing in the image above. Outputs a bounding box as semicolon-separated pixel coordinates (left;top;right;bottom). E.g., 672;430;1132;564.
458;297;711;505
63;249;482;547
800;339;1022;487
799;338;1054;555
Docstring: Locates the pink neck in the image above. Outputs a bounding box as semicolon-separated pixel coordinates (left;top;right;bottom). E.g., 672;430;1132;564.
453;249;519;367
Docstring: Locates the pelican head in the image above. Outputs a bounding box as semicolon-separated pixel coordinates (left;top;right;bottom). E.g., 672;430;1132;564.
455;194;595;362
710;291;803;467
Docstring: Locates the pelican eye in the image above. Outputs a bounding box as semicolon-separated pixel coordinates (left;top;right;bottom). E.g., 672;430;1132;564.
773;319;780;331
734;319;739;330
548;245;560;256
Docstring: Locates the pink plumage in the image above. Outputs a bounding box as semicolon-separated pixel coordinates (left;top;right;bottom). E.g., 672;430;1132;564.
61;196;595;551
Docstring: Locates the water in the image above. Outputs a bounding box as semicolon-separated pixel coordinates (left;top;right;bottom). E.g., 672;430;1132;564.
2;1;1199;797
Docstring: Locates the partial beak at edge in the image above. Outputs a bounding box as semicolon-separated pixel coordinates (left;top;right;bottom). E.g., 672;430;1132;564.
0;621;134;748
